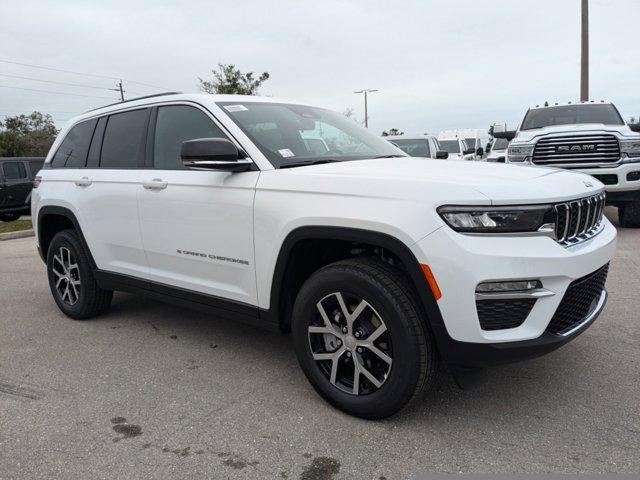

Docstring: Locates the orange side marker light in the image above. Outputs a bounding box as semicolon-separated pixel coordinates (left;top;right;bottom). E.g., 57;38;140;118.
420;264;442;300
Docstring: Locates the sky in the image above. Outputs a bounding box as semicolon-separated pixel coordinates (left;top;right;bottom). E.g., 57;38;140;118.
1;0;638;135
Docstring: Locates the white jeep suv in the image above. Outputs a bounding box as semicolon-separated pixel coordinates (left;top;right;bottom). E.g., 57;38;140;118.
33;93;616;419
502;102;640;227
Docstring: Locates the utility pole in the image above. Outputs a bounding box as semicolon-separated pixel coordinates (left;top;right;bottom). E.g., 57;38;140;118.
110;80;125;101
354;89;378;128
580;0;589;101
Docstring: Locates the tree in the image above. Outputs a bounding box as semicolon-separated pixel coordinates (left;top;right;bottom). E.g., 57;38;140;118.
381;128;403;137
629;116;637;124
0;112;58;157
198;63;270;95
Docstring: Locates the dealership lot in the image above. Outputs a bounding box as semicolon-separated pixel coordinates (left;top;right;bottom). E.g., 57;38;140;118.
1;209;639;479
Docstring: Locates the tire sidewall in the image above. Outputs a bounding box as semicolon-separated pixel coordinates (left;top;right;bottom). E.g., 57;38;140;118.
292;264;425;418
46;231;92;318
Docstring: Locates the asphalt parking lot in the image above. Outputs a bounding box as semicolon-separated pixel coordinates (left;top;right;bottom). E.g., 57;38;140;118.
1;208;639;479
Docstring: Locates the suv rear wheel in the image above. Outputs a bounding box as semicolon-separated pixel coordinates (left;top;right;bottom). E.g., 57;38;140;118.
47;229;113;319
291;258;438;419
619;201;640;228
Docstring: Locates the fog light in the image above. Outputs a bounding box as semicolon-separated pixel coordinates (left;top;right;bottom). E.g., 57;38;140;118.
476;280;542;293
628;171;640;182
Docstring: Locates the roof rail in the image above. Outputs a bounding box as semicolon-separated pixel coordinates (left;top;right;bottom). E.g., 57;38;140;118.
84;91;183;113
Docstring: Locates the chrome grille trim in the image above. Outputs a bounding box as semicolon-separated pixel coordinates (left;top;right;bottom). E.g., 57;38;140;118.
532;134;620;167
553;193;606;246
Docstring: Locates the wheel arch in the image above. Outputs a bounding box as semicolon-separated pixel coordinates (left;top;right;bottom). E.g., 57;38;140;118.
263;226;446;336
37;206;96;269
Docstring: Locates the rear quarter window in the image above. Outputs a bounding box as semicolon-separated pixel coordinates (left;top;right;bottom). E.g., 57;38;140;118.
50;119;97;168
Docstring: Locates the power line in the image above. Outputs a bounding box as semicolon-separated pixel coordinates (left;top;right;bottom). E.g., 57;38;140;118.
0;110;81;114
0;59;171;91
0;73;112;91
0;84;115;99
0;74;145;96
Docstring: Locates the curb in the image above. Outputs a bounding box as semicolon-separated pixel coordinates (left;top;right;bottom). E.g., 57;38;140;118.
0;229;35;241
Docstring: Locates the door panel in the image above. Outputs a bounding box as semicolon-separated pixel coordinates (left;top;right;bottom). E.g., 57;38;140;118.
138;170;259;304
77;169;149;277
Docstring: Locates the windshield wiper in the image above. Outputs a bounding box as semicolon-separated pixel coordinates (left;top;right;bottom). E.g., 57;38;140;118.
279;159;342;169
373;154;406;159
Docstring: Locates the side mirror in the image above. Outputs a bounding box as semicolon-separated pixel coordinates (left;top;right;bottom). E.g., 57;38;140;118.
493;130;517;141
629;123;640;133
435;150;449;159
476;147;484;157
181;138;252;172
485;143;492;153
463;148;475;155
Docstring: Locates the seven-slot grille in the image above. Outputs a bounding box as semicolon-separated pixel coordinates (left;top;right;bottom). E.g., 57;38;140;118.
532;134;620;167
554;193;605;245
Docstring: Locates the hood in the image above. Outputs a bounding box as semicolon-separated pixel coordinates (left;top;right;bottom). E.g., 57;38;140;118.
269;158;604;205
514;123;639;143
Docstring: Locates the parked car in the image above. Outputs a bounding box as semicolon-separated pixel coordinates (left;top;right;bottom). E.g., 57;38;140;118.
0;157;44;222
440;129;488;160
33;93;616;419
500;101;640;227
486;137;509;163
436;137;475;161
384;134;448;159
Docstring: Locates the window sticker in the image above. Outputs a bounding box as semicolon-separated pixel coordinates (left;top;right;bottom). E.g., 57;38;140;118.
278;148;295;157
224;104;249;112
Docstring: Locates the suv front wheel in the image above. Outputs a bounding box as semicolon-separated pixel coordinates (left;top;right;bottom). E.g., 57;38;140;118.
47;229;113;319
291;258;439;419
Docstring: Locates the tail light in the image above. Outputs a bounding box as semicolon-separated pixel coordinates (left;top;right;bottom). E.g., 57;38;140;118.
33;176;42;188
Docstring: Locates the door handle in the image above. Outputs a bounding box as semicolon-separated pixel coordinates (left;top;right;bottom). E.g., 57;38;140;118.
142;178;168;190
74;177;92;187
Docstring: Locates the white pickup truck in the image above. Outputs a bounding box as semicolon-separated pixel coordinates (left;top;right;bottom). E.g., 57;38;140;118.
500;102;640;227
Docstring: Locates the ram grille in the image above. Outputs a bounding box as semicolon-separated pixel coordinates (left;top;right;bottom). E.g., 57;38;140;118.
532;134;620;167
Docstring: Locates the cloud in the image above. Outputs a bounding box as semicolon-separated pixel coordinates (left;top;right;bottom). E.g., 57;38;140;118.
1;0;638;131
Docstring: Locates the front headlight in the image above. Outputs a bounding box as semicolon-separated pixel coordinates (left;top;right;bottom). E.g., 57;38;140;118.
507;144;534;163
620;139;640;161
438;205;555;234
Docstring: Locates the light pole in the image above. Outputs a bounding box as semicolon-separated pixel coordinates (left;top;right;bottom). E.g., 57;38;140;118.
354;89;378;128
580;0;589;101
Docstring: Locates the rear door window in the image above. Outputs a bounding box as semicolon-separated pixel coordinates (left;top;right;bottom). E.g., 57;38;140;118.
153;105;229;169
50;119;97;168
2;161;27;180
100;109;149;168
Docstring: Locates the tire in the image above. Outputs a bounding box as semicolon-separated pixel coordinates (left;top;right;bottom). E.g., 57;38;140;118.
619;201;640;228
46;229;113;320
291;258;439;419
0;212;21;222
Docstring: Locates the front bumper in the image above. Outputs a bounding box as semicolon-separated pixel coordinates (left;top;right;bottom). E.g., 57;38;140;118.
435;290;607;367
576;162;640;198
410;218;616;365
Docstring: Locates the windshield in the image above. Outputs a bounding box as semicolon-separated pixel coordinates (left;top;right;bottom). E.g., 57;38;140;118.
464;138;477;148
217;102;404;167
521;104;624;130
439;140;460;154
491;138;509;150
389;139;431;157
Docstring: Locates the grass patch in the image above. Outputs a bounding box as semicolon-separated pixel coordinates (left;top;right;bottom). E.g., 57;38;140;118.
0;219;33;234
